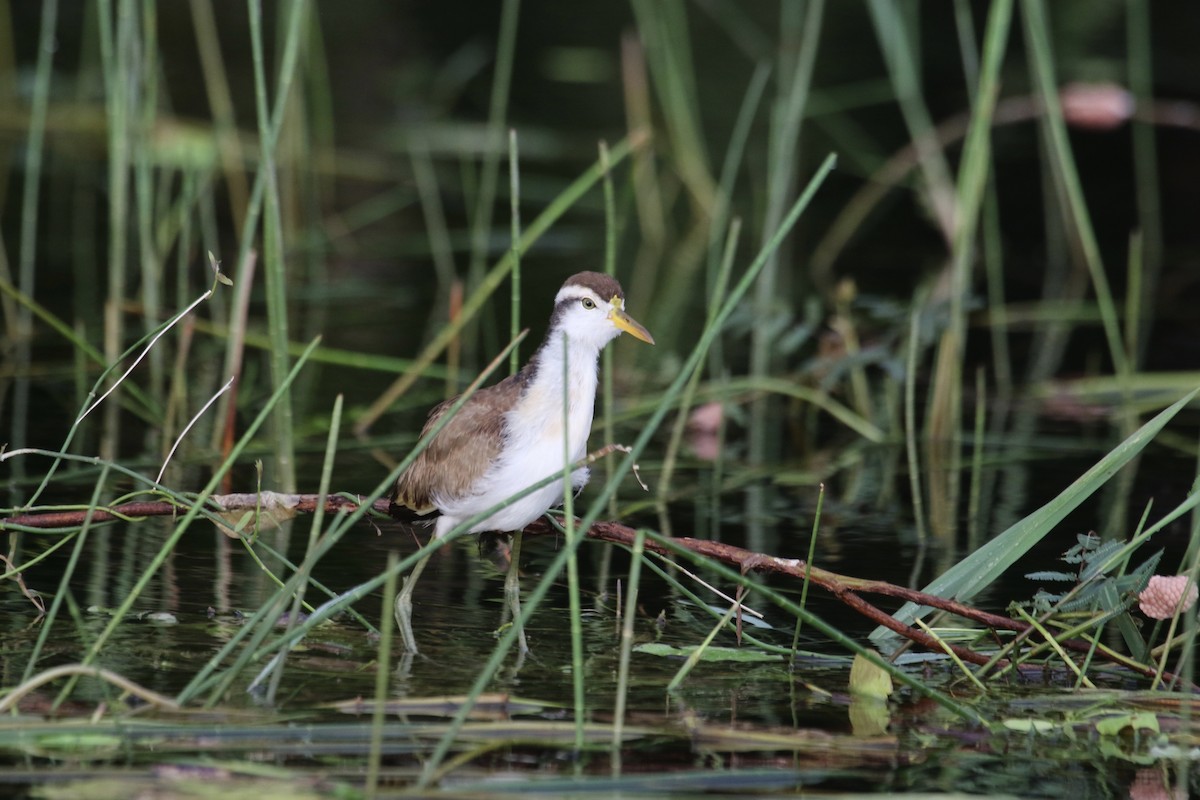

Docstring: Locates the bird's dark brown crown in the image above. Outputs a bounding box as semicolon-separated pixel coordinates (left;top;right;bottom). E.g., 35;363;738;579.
560;271;624;302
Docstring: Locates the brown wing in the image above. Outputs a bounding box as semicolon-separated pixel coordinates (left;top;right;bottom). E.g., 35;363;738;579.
390;374;523;513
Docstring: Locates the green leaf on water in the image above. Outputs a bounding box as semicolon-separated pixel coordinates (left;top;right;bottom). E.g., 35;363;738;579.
849;651;894;700
634;643;779;663
1001;719;1058;734
1095;712;1159;737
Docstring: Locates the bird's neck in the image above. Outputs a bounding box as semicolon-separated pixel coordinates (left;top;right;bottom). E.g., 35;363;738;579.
525;328;602;413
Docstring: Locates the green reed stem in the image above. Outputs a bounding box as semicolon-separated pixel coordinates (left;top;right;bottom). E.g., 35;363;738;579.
629;0;712;203
134;0;163;405
704;62;769;382
867;0;955;216
666;603;740;694
411;140;457;296
610;527;645;772
657;218;740;512
11;0;59;493
790;482;824;665
926;0;1011;538
97;0;137;463
465;0;520;362
967;368;987;551
248;0;308;492
1021;0;1129;382
20;471;100;685
1125;0;1161;369
263;394;344;704
188;0;250;234
366;551;399;798
749;0;823;467
562;334;586;752
600;141;617;519
905;307;928;545
509;129;522;376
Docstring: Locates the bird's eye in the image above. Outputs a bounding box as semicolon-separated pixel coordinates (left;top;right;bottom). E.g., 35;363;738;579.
581;297;596;310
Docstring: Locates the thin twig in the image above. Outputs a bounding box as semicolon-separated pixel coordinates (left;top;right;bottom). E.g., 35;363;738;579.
157;375;235;484
0;663;180;713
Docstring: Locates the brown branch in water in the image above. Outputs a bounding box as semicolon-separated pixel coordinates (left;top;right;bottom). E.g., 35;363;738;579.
532;518;1004;667
0;492;1180;683
0;494;381;530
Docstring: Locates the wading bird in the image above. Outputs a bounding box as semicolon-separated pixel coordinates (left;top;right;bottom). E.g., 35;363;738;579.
390;271;654;653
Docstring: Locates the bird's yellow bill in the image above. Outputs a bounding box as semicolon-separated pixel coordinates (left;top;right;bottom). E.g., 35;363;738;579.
609;297;655;345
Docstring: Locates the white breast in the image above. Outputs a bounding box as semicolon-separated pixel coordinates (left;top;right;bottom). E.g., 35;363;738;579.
435;337;599;534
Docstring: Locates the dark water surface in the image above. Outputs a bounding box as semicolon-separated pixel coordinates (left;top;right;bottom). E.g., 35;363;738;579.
3;436;1192;796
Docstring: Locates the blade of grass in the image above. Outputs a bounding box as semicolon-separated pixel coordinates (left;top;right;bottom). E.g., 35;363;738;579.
704;62;769;385
561;336;585;753
248;0;309;492
509;129;521;376
134;0;163;405
866;0;956;236
600;140;618;521
10;0;59;496
262;393;344;704
905;306;929;546
466;0;520;346
925;0;1013;539
790;483;825;665
97;0;136;463
1020;0;1129;381
19;471;101;684
656;217;740;523
610;527;645;773
1125;0;1162;369
628;0;714;204
366;551;398;798
188;0;250;235
749;0;824;469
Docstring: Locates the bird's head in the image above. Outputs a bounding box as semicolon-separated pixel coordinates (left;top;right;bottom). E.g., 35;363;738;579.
550;271;655;351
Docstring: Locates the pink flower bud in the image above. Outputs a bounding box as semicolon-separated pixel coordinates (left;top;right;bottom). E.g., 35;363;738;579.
1059;82;1134;130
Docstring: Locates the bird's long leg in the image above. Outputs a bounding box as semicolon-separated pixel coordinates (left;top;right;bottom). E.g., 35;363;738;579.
395;550;433;654
504;531;530;655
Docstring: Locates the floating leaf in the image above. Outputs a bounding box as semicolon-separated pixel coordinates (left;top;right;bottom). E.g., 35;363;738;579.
326;694;549;720
1001;719;1058;734
633;643;779;663
1095;712;1159;736
849;651;894;700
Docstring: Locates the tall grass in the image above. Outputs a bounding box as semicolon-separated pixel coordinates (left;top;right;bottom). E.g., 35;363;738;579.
2;1;1198;794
